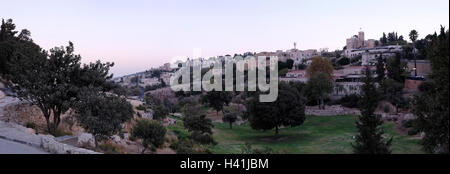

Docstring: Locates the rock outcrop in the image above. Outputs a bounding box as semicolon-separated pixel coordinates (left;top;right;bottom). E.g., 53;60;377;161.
41;135;99;154
77;133;96;148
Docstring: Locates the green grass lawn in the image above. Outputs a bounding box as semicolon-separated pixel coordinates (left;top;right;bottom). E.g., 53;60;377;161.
168;115;425;154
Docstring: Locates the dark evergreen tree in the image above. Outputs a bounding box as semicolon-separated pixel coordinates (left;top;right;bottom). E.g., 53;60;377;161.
375;56;385;83
386;54;407;83
413;26;449;154
353;67;392;154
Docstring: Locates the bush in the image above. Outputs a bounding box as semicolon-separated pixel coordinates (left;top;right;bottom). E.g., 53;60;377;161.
190;131;217;145
125;86;142;96
340;94;361;108
170;139;213;154
25;122;38;130
408;127;420;136
136;104;147;111
402;120;414;128
52;127;73;137
170;139;195;154
337;57;350;66
383;105;391;113
131;119;167;153
98;141;126;154
297;64;307;70
278;68;289;77
25;122;39;134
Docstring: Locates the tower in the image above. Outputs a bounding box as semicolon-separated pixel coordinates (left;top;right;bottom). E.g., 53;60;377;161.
358;29;365;48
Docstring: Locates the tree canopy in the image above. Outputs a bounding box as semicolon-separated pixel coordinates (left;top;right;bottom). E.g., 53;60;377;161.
305;72;333;109
306;56;334;79
131;119;167;153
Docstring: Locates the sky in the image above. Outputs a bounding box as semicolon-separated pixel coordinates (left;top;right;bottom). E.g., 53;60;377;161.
1;0;449;77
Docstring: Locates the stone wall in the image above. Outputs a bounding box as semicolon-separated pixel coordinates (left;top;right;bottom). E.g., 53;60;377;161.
40;135;100;154
1;103;47;131
306;105;361;116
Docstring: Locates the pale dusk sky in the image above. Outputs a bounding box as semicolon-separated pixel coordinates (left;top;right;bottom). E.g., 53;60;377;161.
1;0;449;77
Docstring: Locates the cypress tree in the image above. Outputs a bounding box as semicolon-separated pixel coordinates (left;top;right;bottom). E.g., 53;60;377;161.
353;66;392;154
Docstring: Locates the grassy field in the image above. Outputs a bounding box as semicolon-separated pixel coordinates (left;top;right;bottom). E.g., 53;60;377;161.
168;115;425;154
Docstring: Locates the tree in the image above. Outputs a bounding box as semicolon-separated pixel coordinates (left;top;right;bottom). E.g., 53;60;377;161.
386;55;407;83
409;30;419;43
144;93;162;106
381;78;404;112
306;72;333;109
0;19;18;42
247;82;306;136
0;19;40;75
375;56;385;83
2;20;116;134
409;30;419;76
74;91;134;146
222;107;238;129
413;26;448;154
336;57;350;66
204;90;232;116
131;119;167;153
380;32;387;45
183;114;213;135
306;56;334;79
6;41;114;133
153;104;169;120
353;67;392;154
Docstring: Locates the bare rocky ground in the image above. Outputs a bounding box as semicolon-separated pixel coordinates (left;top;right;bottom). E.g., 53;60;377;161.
0;91;177;154
0;94;98;154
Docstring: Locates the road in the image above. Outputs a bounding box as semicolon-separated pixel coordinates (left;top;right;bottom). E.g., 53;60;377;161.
0;138;48;154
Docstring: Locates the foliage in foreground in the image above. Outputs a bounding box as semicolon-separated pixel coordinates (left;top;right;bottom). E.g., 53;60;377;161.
353;68;392;154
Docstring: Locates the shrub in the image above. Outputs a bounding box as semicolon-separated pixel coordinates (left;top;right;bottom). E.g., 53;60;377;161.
383;105;391;113
25;122;39;134
340;94;361;108
402;120;414;128
278;68;289;77
170;139;213;154
52;127;73;137
190;131;217;145
337;57;350;66
98;141;126;154
408;127;420;136
170;139;195;154
25;122;38;130
131;119;167;153
136;104;147;111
